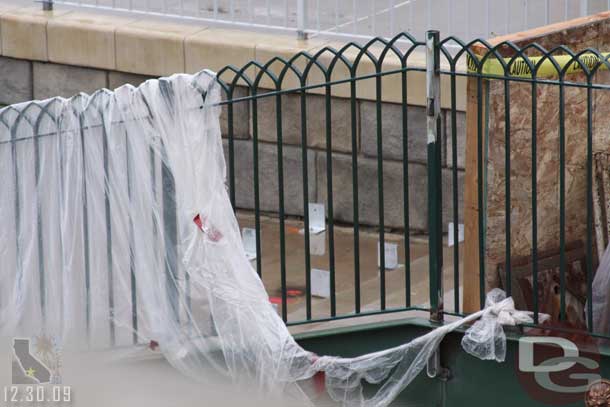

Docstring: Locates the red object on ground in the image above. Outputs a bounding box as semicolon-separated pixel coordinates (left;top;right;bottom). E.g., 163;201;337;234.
149;340;159;351
286;289;303;297
269;296;298;305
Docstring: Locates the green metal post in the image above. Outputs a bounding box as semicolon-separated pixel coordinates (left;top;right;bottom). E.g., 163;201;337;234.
426;30;444;324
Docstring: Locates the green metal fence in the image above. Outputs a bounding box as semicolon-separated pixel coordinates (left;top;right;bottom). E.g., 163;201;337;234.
216;30;610;342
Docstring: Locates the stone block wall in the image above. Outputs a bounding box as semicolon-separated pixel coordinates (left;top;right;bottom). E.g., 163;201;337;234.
220;87;466;233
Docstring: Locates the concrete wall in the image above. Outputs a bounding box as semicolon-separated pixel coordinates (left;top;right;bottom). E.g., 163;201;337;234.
0;5;467;233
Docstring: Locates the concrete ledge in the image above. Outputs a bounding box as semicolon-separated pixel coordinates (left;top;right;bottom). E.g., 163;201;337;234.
116;19;206;76
0;7;70;61
48;12;136;70
186;28;258;82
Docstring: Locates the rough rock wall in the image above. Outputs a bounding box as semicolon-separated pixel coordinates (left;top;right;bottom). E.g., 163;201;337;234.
484;72;610;287
462;12;610;309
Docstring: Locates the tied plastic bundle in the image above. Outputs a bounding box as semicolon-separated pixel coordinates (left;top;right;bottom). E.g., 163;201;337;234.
0;70;540;407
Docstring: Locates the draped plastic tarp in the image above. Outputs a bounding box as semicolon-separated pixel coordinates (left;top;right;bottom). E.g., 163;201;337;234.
592;243;610;337
0;71;536;406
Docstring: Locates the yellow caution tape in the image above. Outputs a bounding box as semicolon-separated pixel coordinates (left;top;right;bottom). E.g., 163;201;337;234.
467;52;610;78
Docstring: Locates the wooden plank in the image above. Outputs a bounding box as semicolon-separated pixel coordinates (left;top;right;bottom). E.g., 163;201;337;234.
462;76;486;313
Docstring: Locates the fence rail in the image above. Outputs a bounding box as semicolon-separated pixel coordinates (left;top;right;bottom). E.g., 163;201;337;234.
45;0;610;43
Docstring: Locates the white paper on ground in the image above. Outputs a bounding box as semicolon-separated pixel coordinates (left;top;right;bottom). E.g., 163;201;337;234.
377;242;398;270
308;203;326;234
310;231;326;256
311;268;331;298
448;222;464;247
242;228;257;260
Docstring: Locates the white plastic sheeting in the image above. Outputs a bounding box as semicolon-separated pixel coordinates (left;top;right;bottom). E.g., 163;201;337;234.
0;71;538;406
592;243;610;337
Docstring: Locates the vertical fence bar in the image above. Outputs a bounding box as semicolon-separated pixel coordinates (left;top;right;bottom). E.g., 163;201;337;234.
531;77;539;324
101;123;116;346
10;128;22;333
227;90;236;208
409;1;414;35
477;73;485;309
371;1;376;37
485;0;490;38
325;81;337;317
447;0;454;35
376;66;386;311
316;0;320;32
335;0;339;32
402;66;411;308
426;30;443;322
275;91;288;322
161;150;179;325
149;145;159;323
352;0;357;34
33;120;47;327
284;0;289;27
297;0;308;39
559;78;566;320
581;0;589;17
125;133;138;344
78;119;91;341
350;72;361;314
300;88;312;320
57;119;67;334
390;0;396;36
426;0;432;33
506;0;511;35
451;65;460;313
252;92;263;276
586;80;594;331
504;76;512;297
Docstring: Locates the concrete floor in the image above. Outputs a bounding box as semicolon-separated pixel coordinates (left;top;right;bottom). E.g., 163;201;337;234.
236;211;463;330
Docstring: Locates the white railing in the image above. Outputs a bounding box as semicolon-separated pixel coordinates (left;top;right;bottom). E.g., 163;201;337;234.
47;0;610;42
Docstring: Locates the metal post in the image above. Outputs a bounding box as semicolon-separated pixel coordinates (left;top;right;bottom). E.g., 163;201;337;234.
42;0;54;11
426;30;443;324
581;0;589;16
297;0;308;40
426;29;449;381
